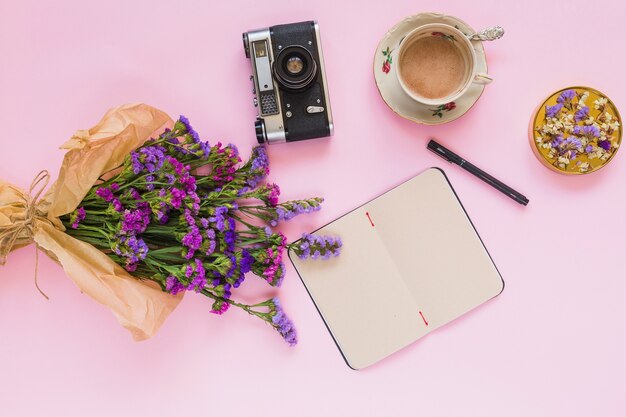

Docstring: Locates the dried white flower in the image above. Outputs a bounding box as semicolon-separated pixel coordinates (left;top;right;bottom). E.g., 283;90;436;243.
594;97;607;110
578;92;589;108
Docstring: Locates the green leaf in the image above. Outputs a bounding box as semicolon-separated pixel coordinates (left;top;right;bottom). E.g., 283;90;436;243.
382;50;387;56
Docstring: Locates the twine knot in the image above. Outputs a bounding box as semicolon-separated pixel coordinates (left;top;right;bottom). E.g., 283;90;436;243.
0;170;52;299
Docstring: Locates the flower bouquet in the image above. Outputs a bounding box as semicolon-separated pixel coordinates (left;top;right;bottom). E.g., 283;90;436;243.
0;104;341;344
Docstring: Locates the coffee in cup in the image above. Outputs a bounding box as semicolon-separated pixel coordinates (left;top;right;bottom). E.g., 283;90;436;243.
397;23;492;106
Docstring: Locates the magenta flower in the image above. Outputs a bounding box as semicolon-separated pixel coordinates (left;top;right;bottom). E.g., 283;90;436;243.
70;207;86;229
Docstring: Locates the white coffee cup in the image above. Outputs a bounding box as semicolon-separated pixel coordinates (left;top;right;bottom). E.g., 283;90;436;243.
396;23;492;106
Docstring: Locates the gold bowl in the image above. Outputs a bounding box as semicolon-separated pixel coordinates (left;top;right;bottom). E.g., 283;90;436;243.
529;86;622;175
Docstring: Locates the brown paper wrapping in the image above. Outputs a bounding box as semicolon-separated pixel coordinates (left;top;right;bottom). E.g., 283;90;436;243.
0;103;184;341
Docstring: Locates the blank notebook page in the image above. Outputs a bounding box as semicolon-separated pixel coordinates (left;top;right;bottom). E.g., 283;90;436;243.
289;168;504;370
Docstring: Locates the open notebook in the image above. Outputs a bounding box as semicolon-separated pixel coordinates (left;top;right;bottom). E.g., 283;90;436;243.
288;168;504;369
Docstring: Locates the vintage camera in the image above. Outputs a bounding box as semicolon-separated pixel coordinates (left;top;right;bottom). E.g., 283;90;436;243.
243;21;333;144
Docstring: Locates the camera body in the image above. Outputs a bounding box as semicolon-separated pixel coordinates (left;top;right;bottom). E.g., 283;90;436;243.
243;21;333;144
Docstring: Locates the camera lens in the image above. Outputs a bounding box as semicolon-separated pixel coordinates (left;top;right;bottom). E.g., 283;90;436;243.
285;56;305;75
273;46;317;91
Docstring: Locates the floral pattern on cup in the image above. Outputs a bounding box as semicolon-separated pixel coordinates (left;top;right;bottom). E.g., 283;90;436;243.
431;102;456;117
431;31;456;41
533;88;621;174
381;46;393;74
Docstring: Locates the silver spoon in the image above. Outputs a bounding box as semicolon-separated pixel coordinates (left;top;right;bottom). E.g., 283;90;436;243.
468;26;504;41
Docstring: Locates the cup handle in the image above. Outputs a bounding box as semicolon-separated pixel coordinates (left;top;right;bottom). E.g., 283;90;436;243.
473;73;493;85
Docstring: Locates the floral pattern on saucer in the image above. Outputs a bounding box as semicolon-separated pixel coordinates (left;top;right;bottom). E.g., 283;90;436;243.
373;13;488;125
381;47;393;73
431;102;456;117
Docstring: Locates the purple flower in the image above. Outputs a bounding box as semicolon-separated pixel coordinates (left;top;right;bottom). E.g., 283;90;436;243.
164;173;176;184
179;174;196;194
270;199;323;226
247;146;270;187
557;89;576;104
112;198;124;212
262;183;280;206
271;297;297;346
564;136;582;149
545;103;563;118
551;134;564;148
225;253;238;278
182;225;202;259
250;146;269;172
129;188;142;200
145;175;155;191
585;145;593;153
95;187;115;202
296;233;342;260
205;228;217;256
224;230;236;252
120;203;151;235
165;276;186;295
574;106;589;122
70;207;86;229
167;156;188;176
177;115;201;143
183;209;196;227
223;283;232;299
209;206;229;231
112;234;149;271
598;139;611;151
240;249;254;275
170;188;186;209
582;125;600;138
259;233;287;286
130;145;166;175
187;259;207;292
210;299;230;315
156;210;169;224
197;141;211;159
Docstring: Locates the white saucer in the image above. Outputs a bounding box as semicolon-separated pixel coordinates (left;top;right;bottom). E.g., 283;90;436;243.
374;12;488;125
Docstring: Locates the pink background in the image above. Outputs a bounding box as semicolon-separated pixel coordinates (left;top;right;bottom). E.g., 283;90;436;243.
1;0;625;415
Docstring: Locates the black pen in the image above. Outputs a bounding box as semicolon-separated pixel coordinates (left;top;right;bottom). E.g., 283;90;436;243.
427;139;529;206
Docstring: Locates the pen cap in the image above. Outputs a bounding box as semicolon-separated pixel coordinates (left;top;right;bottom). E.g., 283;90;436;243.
427;140;463;164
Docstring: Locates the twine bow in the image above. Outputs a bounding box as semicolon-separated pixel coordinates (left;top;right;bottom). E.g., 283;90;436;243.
0;170;52;299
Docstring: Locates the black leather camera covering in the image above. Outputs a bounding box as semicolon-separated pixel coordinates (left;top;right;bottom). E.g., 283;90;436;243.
270;21;331;141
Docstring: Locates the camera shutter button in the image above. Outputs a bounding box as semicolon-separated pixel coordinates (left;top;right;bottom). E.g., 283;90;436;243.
306;105;324;114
